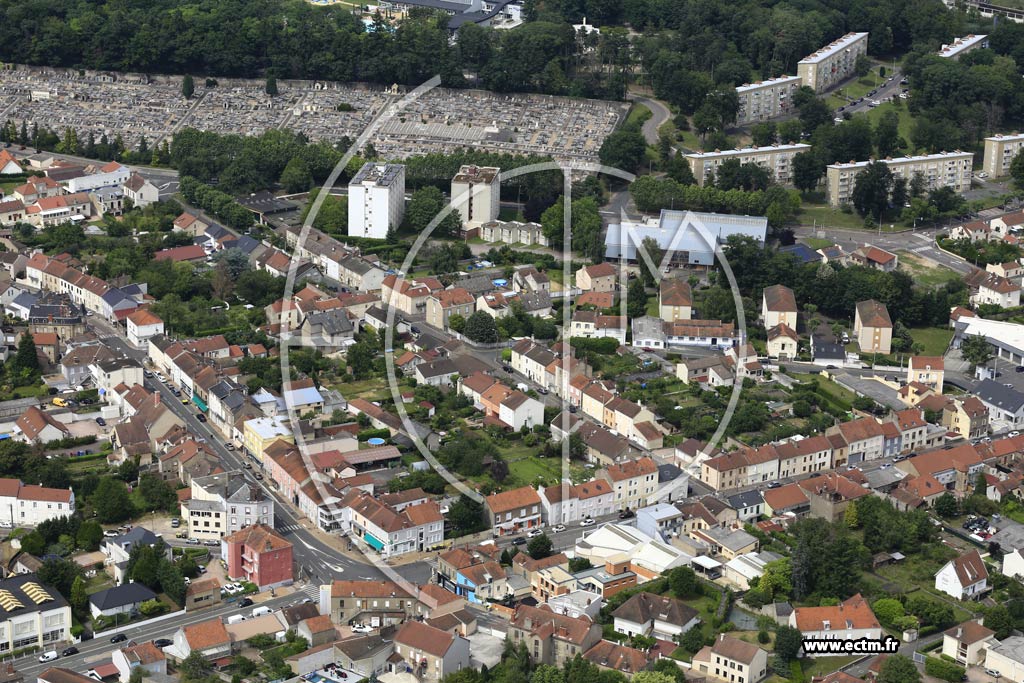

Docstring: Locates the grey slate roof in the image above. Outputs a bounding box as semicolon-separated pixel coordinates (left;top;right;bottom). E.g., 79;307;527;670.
976;378;1024;414
89;583;157;610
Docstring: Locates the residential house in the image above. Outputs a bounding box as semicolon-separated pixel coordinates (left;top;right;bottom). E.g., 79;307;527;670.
612;592;700;641
908;356;944;392
789;594;882;654
767;324;799;360
426;288;475;331
692;634;769;683
854;300;893;355
599;457;658;512
126;309;164;347
761;285;798;329
508;604;602;667
392;620;471;681
89;583;158;618
576;263;617;293
319;580;418;627
850;245;898;272
976;635;1024;681
112;641;167;682
934;549;989;600
582;640;651;677
167;618;232;663
941;621;995;666
0;574;70;653
486;487;542;536
659;279;692;322
223;523;294;590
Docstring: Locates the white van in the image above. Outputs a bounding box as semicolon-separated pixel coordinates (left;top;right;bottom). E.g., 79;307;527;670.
252;606;272;618
226;614;246;625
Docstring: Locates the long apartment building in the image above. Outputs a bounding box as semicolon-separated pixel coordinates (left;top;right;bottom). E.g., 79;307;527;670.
938;34;988;59
735;75;802;124
797;32;869;93
825;151;974;208
685;143;811;187
983;133;1024;178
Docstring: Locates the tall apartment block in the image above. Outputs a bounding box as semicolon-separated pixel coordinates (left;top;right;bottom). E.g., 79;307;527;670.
983;133;1024;178
797;32;869;93
938;34;988;59
451;165;500;236
684;143;811;187
735;75;802;124
825;151;974;208
348;162;406;240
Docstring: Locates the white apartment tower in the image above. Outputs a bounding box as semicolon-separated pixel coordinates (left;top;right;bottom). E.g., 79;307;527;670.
451;165;500;229
348;162;406;240
983;133;1024;178
825;151;974;207
735;75;802;124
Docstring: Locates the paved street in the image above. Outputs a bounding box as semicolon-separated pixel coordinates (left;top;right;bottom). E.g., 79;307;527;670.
17;588;317;679
793;224;973;274
89;318;434;589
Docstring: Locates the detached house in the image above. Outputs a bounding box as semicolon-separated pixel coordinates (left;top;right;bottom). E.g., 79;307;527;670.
934;549;989;600
508;604;602;667
599;457;658;512
392;621;471;681
576;263;617;292
761;285;798;329
789;594;881;654
907;356;944;392
612;592;700;641
659;279;692;322
854;300;892;355
692;634;769;683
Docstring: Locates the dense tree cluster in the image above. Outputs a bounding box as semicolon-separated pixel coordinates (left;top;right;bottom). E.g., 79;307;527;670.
630;176;800;229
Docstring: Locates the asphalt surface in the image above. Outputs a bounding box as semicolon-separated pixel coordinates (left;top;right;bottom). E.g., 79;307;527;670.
793;224;973;274
833;70;904;117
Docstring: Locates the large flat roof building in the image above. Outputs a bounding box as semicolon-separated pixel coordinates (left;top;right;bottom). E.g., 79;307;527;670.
938;34;988;59
735;75;803;124
797;32;869;93
605;210;767;266
451;165;500;232
983;133;1024;178
826;151;974;207
348;163;406;240
685;143;811;187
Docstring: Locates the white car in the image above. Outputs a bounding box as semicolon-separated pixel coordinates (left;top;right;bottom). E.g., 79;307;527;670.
552;524;566;533
899;92;909;99
978;172;989;179
39;652;58;663
351;624;373;634
580;518;596;527
526;528;544;538
985;669;1002;679
103;530;119;538
1010;431;1020;437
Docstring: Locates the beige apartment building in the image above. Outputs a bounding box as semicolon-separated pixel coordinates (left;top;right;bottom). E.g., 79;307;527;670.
983;133;1024;178
797;32;869;93
685;143;811;187
451;165;500;233
938;34;988;59
735;75;802;124
825;151;974;207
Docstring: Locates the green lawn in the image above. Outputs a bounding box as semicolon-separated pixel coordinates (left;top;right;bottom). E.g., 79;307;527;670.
897;251;961;289
910;327;954;356
864;101;916;148
504;447;563;487
798;202;874;231
826;72;886;109
625;103;653;129
801;237;835;250
801;656;862;680
791;372;856;411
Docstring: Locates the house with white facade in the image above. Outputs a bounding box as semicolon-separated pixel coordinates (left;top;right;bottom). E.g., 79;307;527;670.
934;549;989;600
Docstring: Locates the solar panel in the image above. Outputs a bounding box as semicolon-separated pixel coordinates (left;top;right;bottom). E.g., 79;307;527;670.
22;582;51;604
0;589;24;612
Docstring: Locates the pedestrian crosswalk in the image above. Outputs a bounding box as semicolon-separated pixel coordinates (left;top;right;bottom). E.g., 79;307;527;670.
276;523;304;534
296;584;319;598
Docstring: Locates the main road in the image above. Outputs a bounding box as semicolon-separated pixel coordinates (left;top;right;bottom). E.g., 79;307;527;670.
90;317;433;588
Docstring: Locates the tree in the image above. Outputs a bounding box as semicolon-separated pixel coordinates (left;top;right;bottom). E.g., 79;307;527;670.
678;626;704;653
626;278;647;319
138;473;177;512
76;520;104;551
568;557;592;572
526;534;553;559
976;471;988;496
530;665;564;683
773;625;803;664
872;598;905;628
877;655;921;683
11;331;39;375
181;75;194;100
986;604;1014;639
751;122;776;147
70;575;87;614
630;673;674;683
851;161;894;218
599;128;647;173
347;342;376;379
280;156;313;193
792;151;823;192
874;110;903;158
934;493;959;519
638;236;663;288
464;311;499;343
179;652;211;681
1010;149;1024;188
447;494;485;535
448;314;466;333
844;501;859;528
960;333;992;372
855;54;872;77
92;477;132;523
265;76;278;96
37;557;81;599
668;566;699;598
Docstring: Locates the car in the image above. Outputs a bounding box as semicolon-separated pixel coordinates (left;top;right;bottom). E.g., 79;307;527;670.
880;463;892;469
175;531;187;538
1012;431;1021;437
243;462;252;469
239;598;254;608
110;634;128;643
511;537;527;546
985;669;1002;678
618;509;635;519
767;481;782;488
254;473;264;480
537;387;548;395
580;518;596;527
181;398;190;405
204;539;219;547
978;172;989;179
61;647;78;657
868;89;877;96
38;652;58;663
198;564;207;573
103;529;119;537
552;524;566;533
526;528;544;538
300;597;314;604
226;443;235;450
95;417;106;427
143;371;153;378
171;518;180;527
187;538;200;545
893;455;907;463
834;117;844;124
196;414;207;422
899;92;909;99
351;624;374;634
153;638;172;648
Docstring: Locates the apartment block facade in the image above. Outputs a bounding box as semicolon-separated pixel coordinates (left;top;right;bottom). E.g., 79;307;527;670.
825;152;974;207
348;163;405;240
797;32;869;93
735;76;802;124
685;144;811;187
983;133;1024;178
